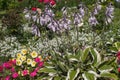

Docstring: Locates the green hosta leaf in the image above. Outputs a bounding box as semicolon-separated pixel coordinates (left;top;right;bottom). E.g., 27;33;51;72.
90;48;101;67
66;68;79;80
100;72;118;80
81;47;90;62
57;61;67;72
98;65;113;73
114;42;120;50
39;68;56;73
54;76;63;80
82;72;96;80
110;47;118;53
68;55;79;62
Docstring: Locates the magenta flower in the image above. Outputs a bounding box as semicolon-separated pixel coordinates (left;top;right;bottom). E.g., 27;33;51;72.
22;70;29;76
30;71;37;77
3;62;12;69
34;67;40;72
38;61;44;67
0;65;3;72
12;72;19;78
5;76;10;80
34;57;41;63
10;67;15;72
43;0;49;4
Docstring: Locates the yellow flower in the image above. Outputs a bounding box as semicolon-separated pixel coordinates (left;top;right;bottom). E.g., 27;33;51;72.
16;60;22;66
31;61;36;67
21;49;27;55
16;57;21;61
17;53;22;58
30;51;38;58
27;59;32;65
21;56;26;61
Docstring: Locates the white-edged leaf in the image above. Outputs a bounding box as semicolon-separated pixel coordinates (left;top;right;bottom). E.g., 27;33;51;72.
39;68;56;73
90;48;101;66
66;68;79;80
99;65;113;73
88;71;100;77
82;72;96;80
81;47;90;62
100;72;118;80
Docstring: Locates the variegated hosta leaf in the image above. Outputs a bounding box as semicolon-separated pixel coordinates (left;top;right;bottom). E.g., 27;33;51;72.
90;48;101;67
82;72;97;80
38;68;56;74
100;72;118;80
98;65;113;73
66;68;79;80
81;47;90;62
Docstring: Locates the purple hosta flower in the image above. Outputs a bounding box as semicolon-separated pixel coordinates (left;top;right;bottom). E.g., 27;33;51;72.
32;15;37;22
61;7;67;15
105;3;114;25
96;2;102;11
79;7;85;17
93;2;102;15
47;9;55;17
116;0;120;2
32;24;40;37
93;8;98;15
88;13;98;26
23;7;29;13
59;16;71;30
74;13;83;27
40;14;51;26
44;6;55;17
47;20;58;32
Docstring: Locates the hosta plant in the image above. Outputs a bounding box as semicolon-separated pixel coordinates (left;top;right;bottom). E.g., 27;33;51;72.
37;47;118;80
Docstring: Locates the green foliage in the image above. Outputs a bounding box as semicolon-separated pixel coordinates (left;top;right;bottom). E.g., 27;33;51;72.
38;47;117;80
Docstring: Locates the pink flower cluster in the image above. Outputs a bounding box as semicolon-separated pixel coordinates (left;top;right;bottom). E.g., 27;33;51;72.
31;0;56;11
38;0;56;6
0;57;44;79
0;59;18;80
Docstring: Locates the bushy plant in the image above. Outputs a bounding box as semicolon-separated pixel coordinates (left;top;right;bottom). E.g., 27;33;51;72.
0;49;44;80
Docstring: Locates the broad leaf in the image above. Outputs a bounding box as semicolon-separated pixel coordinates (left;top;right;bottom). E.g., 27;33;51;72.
82;72;96;80
100;72;118;80
81;47;90;62
66;68;79;80
90;48;101;67
39;68;56;73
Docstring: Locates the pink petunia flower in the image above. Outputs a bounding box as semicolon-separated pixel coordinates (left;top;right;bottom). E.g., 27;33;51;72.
10;67;15;72
34;57;41;63
43;0;50;4
0;65;3;72
5;76;10;80
34;67;40;72
30;71;37;77
22;70;29;76
3;62;12;69
12;72;19;78
38;61;44;67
